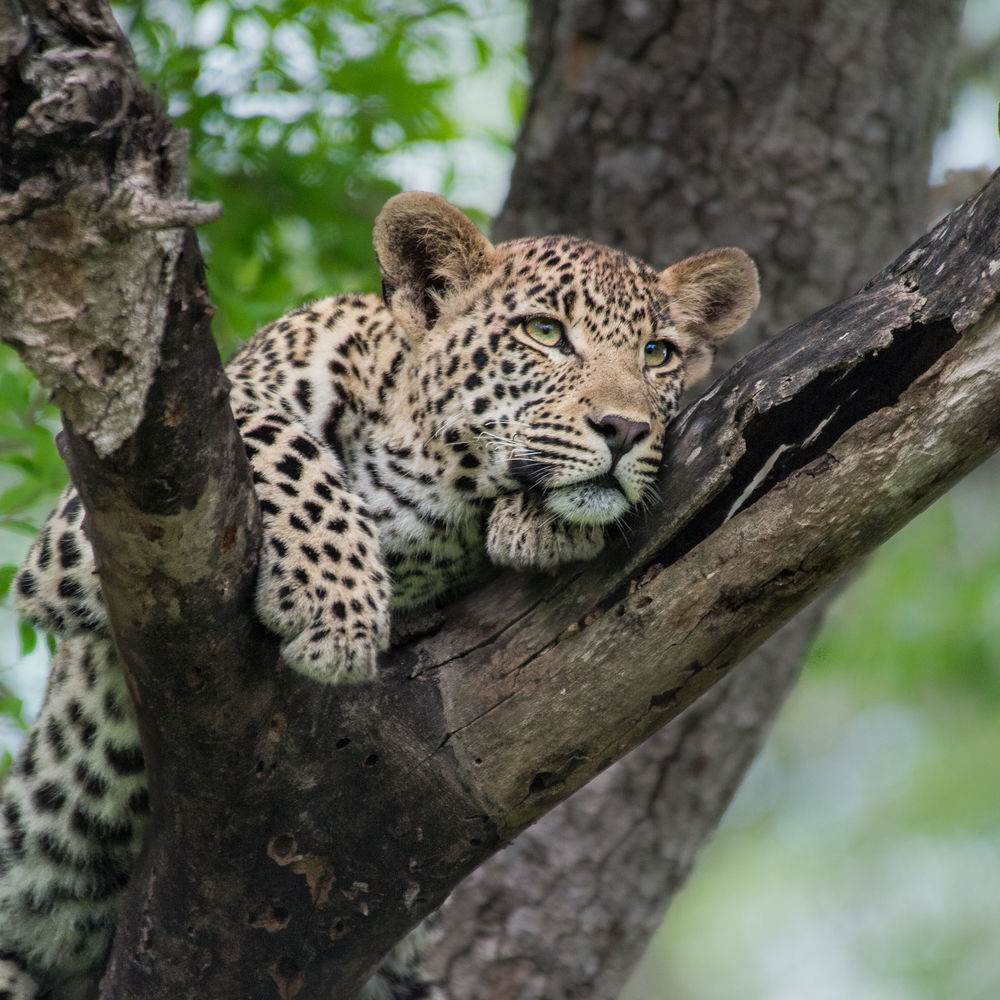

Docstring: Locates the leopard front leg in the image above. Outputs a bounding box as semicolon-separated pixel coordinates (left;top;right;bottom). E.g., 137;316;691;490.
14;488;105;636
240;411;390;683
486;494;604;571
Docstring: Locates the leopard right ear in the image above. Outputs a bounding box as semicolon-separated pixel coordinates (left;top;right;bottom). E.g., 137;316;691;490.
373;192;496;331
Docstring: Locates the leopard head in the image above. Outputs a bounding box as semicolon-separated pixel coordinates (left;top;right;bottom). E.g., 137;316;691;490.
374;192;759;526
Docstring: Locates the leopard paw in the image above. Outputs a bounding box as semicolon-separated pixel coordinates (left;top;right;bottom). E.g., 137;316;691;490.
487;495;605;570
0;958;40;1000
277;610;390;684
254;518;392;685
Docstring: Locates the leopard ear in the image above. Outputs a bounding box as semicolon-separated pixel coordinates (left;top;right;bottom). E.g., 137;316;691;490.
660;247;760;385
373;192;495;330
661;247;760;343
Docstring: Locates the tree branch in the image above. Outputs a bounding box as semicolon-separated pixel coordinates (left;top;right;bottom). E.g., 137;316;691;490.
410;178;1000;832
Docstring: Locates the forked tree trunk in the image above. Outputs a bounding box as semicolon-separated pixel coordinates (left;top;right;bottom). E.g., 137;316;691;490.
425;2;964;996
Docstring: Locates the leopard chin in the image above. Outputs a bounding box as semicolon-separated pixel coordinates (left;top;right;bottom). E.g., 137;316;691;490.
543;476;631;525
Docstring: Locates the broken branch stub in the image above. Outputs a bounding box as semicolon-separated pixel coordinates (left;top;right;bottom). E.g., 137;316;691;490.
0;5;220;456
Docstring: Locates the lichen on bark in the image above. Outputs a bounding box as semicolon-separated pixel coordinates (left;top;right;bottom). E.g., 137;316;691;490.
0;7;219;456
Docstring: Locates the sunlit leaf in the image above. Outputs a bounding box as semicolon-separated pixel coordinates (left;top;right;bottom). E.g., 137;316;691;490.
0;565;15;603
18;622;36;657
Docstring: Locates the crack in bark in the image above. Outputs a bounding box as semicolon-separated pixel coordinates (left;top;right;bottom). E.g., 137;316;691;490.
442;691;519;744
663;315;960;562
414;579;580;673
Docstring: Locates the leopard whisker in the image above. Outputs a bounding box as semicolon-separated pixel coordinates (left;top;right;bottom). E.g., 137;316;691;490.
430;411;468;439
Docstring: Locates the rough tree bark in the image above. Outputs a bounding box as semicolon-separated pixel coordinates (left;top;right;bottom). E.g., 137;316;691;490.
425;2;965;996
1;3;992;1000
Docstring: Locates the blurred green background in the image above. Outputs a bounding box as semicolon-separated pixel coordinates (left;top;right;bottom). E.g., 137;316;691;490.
2;2;999;997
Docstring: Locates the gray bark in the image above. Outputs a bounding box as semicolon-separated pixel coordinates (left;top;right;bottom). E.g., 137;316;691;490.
426;1;965;996
0;1;219;455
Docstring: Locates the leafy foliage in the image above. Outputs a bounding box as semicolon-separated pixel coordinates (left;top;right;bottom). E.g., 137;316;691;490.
0;346;65;538
118;0;522;353
0;343;64;746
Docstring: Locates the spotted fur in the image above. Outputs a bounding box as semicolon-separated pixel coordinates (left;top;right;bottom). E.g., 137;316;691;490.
0;193;759;998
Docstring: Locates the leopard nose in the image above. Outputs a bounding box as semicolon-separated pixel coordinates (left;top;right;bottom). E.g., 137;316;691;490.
588;414;651;464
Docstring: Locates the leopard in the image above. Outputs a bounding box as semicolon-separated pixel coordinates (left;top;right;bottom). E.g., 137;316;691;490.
0;192;759;999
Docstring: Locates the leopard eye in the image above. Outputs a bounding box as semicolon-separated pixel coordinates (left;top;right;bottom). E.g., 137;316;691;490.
523;316;566;349
643;338;677;368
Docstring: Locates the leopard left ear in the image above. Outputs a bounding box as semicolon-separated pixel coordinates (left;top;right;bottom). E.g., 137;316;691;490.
373;192;496;331
661;247;760;342
660;247;760;385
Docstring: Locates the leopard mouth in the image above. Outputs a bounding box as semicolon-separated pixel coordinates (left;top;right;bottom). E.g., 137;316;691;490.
542;474;630;525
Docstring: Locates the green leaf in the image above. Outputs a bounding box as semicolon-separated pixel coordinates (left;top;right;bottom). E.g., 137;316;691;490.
0;519;44;538
0;480;45;518
18;621;37;657
0;695;27;729
0;565;16;603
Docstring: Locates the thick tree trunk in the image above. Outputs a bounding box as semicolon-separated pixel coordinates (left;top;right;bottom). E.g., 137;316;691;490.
426;1;964;996
87;168;1000;998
